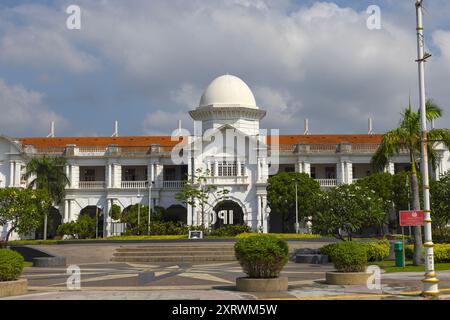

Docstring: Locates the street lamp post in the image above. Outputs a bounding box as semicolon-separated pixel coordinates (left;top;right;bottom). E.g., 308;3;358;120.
148;181;154;235
293;179;299;234
415;0;439;296
137;188;141;235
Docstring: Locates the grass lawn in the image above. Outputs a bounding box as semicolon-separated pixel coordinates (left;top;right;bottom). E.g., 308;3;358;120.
23;261;33;267
373;260;450;273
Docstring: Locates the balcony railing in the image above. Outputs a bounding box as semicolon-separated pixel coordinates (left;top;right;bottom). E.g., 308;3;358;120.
120;181;148;189
163;180;186;189
79;181;105;189
315;179;337;187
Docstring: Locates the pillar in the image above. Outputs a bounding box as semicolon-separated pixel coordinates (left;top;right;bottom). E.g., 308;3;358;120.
9;161;14;187
14;162;21;186
64;199;70;223
304;162;311;177
257;195;262;232
237;160;241;177
262;196;268;233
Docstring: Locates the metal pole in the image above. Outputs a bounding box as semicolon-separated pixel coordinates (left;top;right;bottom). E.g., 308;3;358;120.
295;181;299;234
43;213;48;241
415;0;439;296
137;188;140;235
148;183;152;235
95;207;98;239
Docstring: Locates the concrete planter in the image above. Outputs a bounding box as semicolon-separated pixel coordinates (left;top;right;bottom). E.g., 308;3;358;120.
0;279;28;298
236;277;288;292
325;271;371;285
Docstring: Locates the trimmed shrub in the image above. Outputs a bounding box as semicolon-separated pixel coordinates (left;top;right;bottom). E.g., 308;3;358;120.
209;225;252;237
327;242;367;272
0;249;24;281
362;240;390;262
234;234;289;278
434;244;450;263
319;243;337;258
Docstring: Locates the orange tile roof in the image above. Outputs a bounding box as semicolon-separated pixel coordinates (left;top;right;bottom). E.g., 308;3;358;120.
267;134;383;145
17;134;382;149
18;136;184;148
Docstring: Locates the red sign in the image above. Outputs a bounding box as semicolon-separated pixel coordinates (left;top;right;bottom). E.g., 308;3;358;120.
399;210;425;226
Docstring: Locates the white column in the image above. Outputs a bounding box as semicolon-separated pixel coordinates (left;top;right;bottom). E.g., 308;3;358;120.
262;196;268;233
304;162;311;177
9;161;14;187
14;162;21;186
64;199;69;223
346;162;353;184
237;160;241;177
257;158;261;181
297;161;303;173
214;160;219;177
257;195;262;232
207;160;212;176
107;164;112;188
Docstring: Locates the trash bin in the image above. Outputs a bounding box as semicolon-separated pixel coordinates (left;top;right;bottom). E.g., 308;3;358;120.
394;241;405;267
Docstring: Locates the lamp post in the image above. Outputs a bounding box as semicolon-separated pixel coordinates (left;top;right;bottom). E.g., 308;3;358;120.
292;178;299;234
415;0;439;296
137;188;141;235
148;181;154;235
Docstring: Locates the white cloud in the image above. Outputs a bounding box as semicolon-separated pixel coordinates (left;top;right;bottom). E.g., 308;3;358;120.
0;79;67;136
0;1;449;135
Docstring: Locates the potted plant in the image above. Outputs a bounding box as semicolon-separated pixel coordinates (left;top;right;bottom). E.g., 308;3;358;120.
234;234;289;292
325;241;371;285
0;249;28;297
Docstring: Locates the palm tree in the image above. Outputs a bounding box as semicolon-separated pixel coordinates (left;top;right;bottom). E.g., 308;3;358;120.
23;156;70;240
372;99;450;265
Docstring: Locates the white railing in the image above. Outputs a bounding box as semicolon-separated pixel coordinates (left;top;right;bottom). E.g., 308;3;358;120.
79;181;105;189
315;179;337;187
120;181;148;189
77;146;107;156
163;180;186;189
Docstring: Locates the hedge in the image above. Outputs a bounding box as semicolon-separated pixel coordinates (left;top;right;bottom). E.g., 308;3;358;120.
320;240;390;263
405;244;450;263
0;249;24;281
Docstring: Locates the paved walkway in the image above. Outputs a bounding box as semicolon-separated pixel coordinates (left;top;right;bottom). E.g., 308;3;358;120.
4;261;450;300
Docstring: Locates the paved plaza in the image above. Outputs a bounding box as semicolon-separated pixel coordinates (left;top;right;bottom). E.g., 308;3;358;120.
3;259;450;300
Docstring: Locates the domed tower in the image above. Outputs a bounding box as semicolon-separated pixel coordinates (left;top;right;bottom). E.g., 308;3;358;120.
189;75;266;136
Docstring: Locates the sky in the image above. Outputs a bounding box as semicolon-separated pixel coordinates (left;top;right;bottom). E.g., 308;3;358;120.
0;0;449;138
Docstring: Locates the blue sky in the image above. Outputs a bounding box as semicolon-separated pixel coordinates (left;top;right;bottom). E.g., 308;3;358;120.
0;0;449;137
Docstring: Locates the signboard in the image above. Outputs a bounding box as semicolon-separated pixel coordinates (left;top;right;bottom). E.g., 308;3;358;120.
399;210;425;226
188;230;203;240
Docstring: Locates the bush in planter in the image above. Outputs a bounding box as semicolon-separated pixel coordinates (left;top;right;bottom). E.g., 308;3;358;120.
0;249;24;281
328;242;367;272
362;240;390;262
234;234;288;278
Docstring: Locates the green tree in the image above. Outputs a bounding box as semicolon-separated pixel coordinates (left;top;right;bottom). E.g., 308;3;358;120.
109;204;122;221
267;172;321;233
23;156;70;240
175;168;229;227
312;184;385;241
371;100;450;265
356;173;394;233
430;171;450;233
0;188;51;247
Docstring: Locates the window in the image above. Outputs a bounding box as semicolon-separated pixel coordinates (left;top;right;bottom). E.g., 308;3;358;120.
164;168;176;180
325;167;336;179
124;168;136;181
310;167;316;179
217;161;243;177
83;169;96;181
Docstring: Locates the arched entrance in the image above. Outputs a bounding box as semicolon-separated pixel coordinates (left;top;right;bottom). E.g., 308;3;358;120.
165;205;187;224
80;206;104;238
211;200;244;228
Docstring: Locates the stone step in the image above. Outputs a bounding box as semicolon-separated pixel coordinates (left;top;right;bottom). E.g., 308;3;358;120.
113;250;235;257
111;255;236;263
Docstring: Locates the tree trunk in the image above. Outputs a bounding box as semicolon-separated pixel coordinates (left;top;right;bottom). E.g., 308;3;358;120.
3;226;17;248
43;212;48;241
411;171;424;266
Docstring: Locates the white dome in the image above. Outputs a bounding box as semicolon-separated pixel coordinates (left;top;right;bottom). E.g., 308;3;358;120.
199;75;257;108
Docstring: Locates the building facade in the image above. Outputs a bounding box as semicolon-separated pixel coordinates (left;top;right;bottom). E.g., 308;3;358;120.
1;75;449;239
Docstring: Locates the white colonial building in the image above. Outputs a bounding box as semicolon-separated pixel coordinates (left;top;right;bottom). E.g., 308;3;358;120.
1;75;449;239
